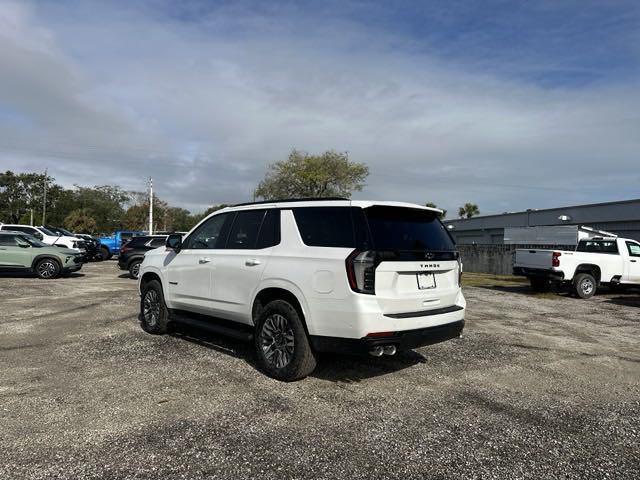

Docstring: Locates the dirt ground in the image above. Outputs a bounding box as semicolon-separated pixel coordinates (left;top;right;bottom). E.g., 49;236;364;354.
1;262;638;479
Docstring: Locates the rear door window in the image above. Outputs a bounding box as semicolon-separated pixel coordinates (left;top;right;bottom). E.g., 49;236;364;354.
226;210;266;249
0;234;18;246
292;207;355;248
255;209;280;249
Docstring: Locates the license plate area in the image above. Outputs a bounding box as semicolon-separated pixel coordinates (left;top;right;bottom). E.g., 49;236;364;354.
417;272;436;290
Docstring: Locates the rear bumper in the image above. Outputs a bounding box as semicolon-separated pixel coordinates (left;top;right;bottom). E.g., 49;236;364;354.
310;319;464;355
513;267;564;280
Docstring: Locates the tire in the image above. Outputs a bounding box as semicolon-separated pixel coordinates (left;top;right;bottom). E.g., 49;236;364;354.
529;277;550;292
35;258;61;279
99;246;111;261
254;299;317;381
129;260;142;279
140;279;169;334
574;273;597;299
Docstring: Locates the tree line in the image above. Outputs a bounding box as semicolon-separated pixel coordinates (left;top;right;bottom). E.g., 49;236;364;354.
0;149;479;234
0;171;223;234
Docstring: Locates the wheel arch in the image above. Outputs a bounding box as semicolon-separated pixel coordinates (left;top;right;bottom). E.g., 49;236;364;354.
252;283;311;333
574;264;601;284
139;271;163;290
126;255;144;269
31;254;62;271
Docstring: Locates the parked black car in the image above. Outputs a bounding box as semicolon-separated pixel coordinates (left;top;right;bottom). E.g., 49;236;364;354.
117;235;167;279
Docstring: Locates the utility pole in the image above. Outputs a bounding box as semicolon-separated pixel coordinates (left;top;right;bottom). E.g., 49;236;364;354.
42;169;48;225
30;209;34;226
148;177;153;235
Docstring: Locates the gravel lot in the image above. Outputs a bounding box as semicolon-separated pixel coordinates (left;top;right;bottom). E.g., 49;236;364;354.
1;262;639;479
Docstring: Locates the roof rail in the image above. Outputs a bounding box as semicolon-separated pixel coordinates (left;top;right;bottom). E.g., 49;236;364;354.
231;197;349;207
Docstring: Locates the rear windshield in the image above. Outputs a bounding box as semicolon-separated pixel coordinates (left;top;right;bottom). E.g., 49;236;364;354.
127;236;150;247
576;240;619;254
364;206;456;254
291;205;457;260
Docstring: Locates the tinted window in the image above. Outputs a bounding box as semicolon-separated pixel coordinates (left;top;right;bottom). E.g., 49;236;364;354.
121;233;134;241
185;213;232;249
227;210;266;249
127;237;150;247
0;234;17;246
293;207;355;248
364;206;455;252
149;237;167;248
256;209;281;249
627;241;640;257
8;226;34;234
576;240;619;254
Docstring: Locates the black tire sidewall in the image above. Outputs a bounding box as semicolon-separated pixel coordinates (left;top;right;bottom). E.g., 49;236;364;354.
100;247;110;261
254;300;316;381
140;280;169;334
575;273;596;299
35;258;61;279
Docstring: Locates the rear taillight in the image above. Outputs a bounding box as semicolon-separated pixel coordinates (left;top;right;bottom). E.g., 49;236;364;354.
120;246;132;254
552;251;561;267
457;258;463;286
346;250;376;294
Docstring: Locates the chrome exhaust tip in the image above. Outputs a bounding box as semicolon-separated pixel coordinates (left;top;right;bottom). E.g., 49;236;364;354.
369;346;384;357
383;345;397;356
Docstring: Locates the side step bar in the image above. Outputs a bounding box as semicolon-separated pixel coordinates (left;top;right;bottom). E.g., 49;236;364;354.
169;311;254;342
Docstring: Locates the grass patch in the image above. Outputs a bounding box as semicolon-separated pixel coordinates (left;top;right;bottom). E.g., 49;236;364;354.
462;272;527;288
462;272;560;299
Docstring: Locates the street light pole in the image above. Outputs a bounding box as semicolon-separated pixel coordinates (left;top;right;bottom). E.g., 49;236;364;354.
42;169;48;225
149;177;153;235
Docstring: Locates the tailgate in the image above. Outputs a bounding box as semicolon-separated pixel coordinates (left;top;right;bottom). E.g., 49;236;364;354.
515;249;553;269
374;260;459;315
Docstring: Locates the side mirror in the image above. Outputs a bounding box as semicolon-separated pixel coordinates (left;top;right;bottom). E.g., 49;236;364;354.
166;233;183;252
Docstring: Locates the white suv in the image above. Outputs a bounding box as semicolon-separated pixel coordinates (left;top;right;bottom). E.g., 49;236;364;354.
0;224;84;252
138;199;465;381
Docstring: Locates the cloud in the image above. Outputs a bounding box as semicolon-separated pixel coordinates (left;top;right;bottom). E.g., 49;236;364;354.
0;0;638;215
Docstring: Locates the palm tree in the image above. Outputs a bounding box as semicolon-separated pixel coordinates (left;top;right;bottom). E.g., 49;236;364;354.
458;203;480;219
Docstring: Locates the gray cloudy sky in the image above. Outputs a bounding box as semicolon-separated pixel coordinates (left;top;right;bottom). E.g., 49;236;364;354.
1;0;639;215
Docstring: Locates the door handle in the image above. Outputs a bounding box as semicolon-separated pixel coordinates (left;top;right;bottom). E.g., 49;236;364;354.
245;259;261;266
198;257;211;264
631;260;637;263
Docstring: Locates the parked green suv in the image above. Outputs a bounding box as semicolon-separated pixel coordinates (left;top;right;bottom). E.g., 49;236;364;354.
0;231;84;279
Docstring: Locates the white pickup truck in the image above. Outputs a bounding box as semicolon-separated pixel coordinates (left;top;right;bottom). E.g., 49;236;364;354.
513;237;640;298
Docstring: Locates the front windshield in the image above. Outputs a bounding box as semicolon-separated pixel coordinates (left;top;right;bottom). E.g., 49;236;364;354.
17;235;48;248
38;227;56;236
